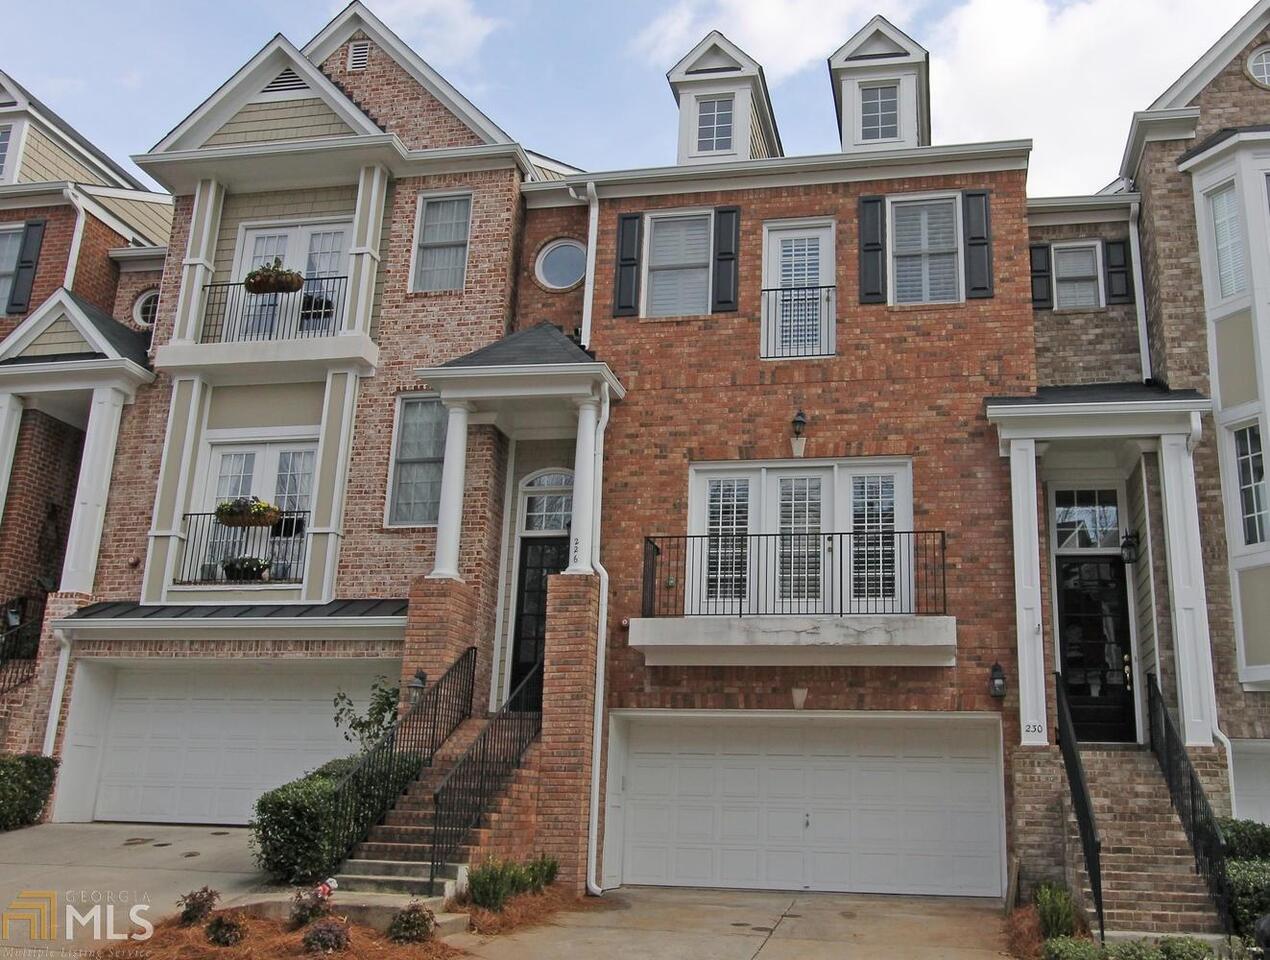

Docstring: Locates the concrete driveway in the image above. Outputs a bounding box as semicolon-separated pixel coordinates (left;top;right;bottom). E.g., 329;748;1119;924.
0;823;271;953
452;887;1010;960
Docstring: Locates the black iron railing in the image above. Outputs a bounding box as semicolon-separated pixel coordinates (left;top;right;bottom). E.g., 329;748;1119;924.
200;276;348;343
0;597;45;695
429;661;543;886
1055;673;1105;943
760;286;836;359
174;511;310;585
324;647;477;876
1146;673;1233;933
641;531;947;617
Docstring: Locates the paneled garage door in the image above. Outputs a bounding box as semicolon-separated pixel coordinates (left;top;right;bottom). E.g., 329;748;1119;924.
93;662;389;824
618;715;1004;896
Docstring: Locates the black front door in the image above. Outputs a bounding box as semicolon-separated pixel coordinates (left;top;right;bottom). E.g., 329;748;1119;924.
510;536;569;697
1057;557;1136;742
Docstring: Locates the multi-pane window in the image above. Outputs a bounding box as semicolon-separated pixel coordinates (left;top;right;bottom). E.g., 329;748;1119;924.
0;228;21;308
696;97;734;153
413;195;471;292
215;452;256;500
861;84;898;140
1055;489;1120;550
275;450;315;512
1235;424;1268;546
892;198;959;304
1211;184;1246;299
706;478;749;601
523;472;573;532
389;398;448;525
765;229;833;357
0;126;10;178
851;474;897;601
778;476;822;601
646;213;711;317
1053;243;1102;309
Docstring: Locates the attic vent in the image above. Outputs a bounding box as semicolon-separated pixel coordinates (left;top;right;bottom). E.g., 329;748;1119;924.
261;67;309;94
348;40;370;71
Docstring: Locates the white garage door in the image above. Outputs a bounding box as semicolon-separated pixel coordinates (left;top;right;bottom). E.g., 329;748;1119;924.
618;716;1004;896
93;661;391;824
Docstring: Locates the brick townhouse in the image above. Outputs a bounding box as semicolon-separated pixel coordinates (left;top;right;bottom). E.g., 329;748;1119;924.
3;0;1270;939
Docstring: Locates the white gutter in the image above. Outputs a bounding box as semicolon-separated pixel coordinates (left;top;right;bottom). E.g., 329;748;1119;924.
1129;200;1153;383
62;186;86;289
566;181;599;347
586;382;611;897
42;628;72;755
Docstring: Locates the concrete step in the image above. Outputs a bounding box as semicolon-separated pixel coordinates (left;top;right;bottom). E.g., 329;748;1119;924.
332;873;451;898
353;840;477;862
229;892;468;938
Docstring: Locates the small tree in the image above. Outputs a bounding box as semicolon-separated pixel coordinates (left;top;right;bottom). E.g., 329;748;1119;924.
332;676;399;749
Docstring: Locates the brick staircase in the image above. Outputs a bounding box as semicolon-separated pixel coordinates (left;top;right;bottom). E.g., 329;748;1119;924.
1065;746;1223;936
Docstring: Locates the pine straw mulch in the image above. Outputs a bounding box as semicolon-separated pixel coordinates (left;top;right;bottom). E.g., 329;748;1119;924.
90;913;468;960
456;884;614;937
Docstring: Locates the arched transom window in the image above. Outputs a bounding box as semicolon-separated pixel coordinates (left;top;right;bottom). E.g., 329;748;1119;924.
521;470;573;532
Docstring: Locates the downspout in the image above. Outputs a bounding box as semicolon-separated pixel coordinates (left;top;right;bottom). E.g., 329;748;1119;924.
42;628;72;756
585;382;610;896
566;182;599;347
1129;200;1153;383
62;186;87;291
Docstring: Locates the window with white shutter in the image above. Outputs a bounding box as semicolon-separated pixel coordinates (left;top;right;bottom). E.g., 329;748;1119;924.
412;195;472;293
645;213;712;317
1211;184;1247;299
1052;242;1103;310
891;197;960;304
706;477;750;601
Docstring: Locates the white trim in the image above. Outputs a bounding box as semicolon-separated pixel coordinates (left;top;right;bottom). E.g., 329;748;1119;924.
534;237;586;291
1050;239;1106;311
53;615;407;635
132;288;159;329
855;77;904;147
489;437;517;710
1150;1;1270;109
383;392;443;529
407;190;473;295
0;120;16;185
885;191;964;306
639;206;715;319
760;217;837;359
686;91;739;163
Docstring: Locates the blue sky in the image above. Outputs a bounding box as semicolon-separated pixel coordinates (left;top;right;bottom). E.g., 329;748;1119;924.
3;0;1254;195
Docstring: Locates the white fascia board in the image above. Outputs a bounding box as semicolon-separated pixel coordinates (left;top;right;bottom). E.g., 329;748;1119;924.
1119;108;1200;181
521;140;1031;206
79;184;172;205
986;398;1211;420
154;334;378;384
109;245;167;266
0;181;71;210
1027;194;1140;213
1150;0;1270;109
418;361;626;400
0;358;154;397
1178;129;1270;172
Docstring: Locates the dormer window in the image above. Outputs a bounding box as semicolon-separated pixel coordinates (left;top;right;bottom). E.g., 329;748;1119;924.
860;84;899;141
696;96;734;153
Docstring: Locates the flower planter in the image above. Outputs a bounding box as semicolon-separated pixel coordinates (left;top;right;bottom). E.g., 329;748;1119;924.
243;258;305;295
216;508;282;528
222;558;271;582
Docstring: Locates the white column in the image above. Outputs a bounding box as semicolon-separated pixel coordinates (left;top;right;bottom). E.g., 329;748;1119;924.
428;402;471;581
566;397;599;574
0;392;25;532
1009;438;1048;745
1158;431;1219;746
61;387;126;595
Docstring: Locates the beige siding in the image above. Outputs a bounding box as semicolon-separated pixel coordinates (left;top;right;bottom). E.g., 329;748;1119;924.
1216;310;1259;408
1240;565;1270;668
211;185;358;282
17;124;108;185
749;115;770;159
21;317;93;356
1126;461;1158;677
92;195;174;246
203;99;354;147
206;382;326;430
530;164;568;182
369;181;395;340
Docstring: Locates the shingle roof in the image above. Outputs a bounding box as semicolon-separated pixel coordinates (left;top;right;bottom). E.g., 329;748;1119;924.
441;322;596;368
62;290;151;366
68;598;408;620
987;382;1209;406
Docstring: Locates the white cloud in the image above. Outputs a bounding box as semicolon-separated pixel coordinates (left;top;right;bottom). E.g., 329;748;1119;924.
359;0;502;71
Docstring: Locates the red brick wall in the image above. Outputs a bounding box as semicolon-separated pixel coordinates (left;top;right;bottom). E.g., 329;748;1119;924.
69;214;125;316
110;268;163;330
513;205;588;338
0;204;76;338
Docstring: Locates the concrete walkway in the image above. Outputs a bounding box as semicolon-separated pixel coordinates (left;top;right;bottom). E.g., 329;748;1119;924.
452;887;1011;960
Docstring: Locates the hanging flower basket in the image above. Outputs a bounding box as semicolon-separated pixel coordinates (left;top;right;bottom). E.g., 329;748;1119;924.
244;257;305;295
221;557;272;582
215;496;282;528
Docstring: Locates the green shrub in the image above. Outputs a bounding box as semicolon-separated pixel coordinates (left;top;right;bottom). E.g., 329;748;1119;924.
1105;941;1162;960
176;887;220;925
0;754;58;831
205;912;247;947
1034;883;1078;940
468;857;518;912
524;854;559;893
1220;818;1270;861
289;888;330;928
386;901;436;943
1043;936;1104;960
250;754;420;884
1227;858;1270;938
1157;937;1215;960
302;919;349;954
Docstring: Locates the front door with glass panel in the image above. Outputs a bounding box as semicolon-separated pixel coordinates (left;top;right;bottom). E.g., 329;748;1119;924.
237;224;349;339
763;225;834;357
1054;488;1136;742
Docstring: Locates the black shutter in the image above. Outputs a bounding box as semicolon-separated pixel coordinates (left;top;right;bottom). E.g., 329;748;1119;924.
612;213;643;317
962;190;993;299
1104;239;1134;304
712;206;740;313
1029;244;1053;309
6;220;46;314
859;196;886;304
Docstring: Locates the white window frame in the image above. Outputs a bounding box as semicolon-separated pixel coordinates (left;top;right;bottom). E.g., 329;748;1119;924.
885;192;964;306
132;289;159;328
1248;46;1270;88
858;80;901;144
383;393;447;529
760;217;837;359
693;93;736;156
639;207;715;319
1218;406;1270;560
0;124;12;183
1050;240;1105;311
0;223;22;308
231;216;354;279
1206;180;1248;303
518;468;574;537
534;238;586;291
409;191;473;294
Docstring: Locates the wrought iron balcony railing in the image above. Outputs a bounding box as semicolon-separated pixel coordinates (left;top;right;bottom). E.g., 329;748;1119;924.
174;511;310;586
200;276;348;343
641;530;946;617
760;285;836;359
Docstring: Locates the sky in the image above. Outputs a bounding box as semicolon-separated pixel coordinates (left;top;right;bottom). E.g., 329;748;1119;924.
2;0;1256;196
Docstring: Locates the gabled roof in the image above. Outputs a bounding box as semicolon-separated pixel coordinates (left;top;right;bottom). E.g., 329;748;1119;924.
1151;0;1270;109
149;33;383;154
0;288;149;368
302;1;512;146
441;322;595;368
0;69;146;190
667;30;783;157
827;15;930;142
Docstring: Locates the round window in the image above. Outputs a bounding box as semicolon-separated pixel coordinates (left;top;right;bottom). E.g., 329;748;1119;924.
133;289;159;328
1249;47;1270;87
535;239;586;290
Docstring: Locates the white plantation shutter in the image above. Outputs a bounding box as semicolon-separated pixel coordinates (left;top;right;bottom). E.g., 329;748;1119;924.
647;215;711;317
414;196;471;292
1211;185;1246;299
1053;245;1100;309
892;199;959;303
779;476;822;602
706;478;749;602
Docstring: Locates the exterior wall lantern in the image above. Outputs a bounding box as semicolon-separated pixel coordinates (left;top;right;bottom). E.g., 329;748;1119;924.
791;409;808;458
988;662;1007;699
407;670;427;705
1120;531;1140;565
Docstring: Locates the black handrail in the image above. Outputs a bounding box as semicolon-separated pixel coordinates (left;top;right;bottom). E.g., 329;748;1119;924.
323;647;477;876
200;276;348;343
429;661;543;886
0;597;45;695
760;285;836;359
1055;673;1105;943
174;511;310;585
1146;673;1233;933
641;531;947;617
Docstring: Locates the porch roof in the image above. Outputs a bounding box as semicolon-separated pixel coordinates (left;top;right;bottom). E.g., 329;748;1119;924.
986;381;1208;408
440;322;595;368
65;598;407;621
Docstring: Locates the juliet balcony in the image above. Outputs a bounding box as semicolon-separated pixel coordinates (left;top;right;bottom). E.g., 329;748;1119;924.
200;276;348;343
629;530;956;667
173;510;309;586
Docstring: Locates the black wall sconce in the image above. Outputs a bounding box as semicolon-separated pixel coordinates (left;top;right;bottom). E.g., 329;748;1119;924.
1120;530;1140;565
989;662;1007;699
791;409;808;457
407;669;427;704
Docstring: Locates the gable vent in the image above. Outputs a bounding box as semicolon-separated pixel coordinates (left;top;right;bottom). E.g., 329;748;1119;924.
261;67;310;94
348;40;370;71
